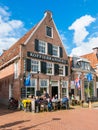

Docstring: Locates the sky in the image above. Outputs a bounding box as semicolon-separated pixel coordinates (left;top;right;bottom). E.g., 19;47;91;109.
0;0;98;56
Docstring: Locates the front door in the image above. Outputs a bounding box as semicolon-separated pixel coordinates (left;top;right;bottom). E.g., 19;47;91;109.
52;86;58;98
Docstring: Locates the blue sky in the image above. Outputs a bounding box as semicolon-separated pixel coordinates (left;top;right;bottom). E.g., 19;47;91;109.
0;0;98;56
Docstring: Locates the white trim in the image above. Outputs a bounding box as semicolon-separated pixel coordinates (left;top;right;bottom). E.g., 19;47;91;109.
45;25;53;38
24;14;47;45
0;55;19;69
38;40;47;54
52;20;68;56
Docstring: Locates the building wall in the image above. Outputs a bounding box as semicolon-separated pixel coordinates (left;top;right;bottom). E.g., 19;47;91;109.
0;11;69;104
0;59;22;104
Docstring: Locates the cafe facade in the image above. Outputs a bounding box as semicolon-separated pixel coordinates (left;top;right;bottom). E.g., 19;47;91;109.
0;11;69;105
70;56;96;101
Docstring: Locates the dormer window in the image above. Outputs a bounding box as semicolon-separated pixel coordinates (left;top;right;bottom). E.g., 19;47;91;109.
46;26;53;38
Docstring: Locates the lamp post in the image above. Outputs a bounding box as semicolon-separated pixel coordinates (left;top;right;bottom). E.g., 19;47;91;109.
49;76;52;97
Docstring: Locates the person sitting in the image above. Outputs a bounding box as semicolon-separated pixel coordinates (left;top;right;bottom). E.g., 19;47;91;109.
61;95;69;109
35;96;40;113
43;90;50;99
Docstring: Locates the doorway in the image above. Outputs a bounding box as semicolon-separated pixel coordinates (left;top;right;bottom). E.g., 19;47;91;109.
52;86;58;98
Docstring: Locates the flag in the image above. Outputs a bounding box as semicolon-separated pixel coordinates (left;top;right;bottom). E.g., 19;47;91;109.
86;73;92;82
24;73;31;86
74;78;80;89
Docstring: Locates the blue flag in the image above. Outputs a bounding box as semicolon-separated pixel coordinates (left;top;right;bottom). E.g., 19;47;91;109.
87;73;92;81
24;74;31;86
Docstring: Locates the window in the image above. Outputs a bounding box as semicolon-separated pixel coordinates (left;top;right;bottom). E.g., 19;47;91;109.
40;79;48;95
81;62;90;70
59;65;65;76
26;87;35;98
85;63;90;70
14;61;18;79
62;88;66;98
26;79;36;97
46;26;52;37
40;80;48;87
47;62;53;74
62;81;68;97
52;45;59;57
30;79;36;87
39;40;47;54
31;60;39;73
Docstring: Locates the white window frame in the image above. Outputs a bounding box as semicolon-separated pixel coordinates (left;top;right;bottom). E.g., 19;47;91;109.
46;62;54;75
31;60;40;73
46;26;53;38
59;64;65;76
26;79;37;97
40;79;49;94
52;45;59;57
40;79;48;87
39;40;47;54
14;61;18;79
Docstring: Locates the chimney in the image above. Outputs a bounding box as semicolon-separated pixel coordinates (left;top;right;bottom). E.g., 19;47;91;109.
44;10;52;18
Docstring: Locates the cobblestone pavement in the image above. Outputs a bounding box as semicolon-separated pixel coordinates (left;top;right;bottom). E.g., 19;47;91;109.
0;104;98;130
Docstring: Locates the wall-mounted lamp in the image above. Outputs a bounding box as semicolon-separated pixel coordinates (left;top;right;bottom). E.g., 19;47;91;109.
49;80;52;85
60;80;63;85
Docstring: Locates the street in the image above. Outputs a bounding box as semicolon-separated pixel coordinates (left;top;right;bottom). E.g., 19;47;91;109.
0;105;98;130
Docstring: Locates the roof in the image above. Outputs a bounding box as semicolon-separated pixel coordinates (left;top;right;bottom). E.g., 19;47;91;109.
81;52;98;68
0;25;36;66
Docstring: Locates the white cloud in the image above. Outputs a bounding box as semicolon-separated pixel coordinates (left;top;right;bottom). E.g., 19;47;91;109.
69;15;95;45
0;6;26;55
69;15;98;56
59;31;69;50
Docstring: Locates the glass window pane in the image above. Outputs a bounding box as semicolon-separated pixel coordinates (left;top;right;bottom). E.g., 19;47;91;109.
46;26;52;37
31;60;39;73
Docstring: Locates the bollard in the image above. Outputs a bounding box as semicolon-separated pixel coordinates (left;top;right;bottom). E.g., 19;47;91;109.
31;100;35;113
89;101;92;108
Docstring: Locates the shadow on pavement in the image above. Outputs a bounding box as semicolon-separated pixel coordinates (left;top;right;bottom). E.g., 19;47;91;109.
19;118;61;130
0;120;30;129
0;104;20;116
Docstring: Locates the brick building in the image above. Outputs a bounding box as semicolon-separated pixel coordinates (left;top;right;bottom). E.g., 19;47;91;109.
0;11;69;105
82;47;98;97
70;56;96;101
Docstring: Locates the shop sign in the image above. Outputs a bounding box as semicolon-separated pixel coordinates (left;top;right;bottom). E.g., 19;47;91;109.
27;51;68;64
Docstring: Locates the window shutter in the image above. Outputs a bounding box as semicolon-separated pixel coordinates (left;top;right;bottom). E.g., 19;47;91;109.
48;43;52;55
35;39;39;52
27;52;30;57
59;47;63;58
54;64;59;75
65;66;68;76
41;61;46;74
26;59;31;72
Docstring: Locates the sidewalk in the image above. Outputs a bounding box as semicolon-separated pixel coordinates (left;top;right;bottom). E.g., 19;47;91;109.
1;103;98;130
